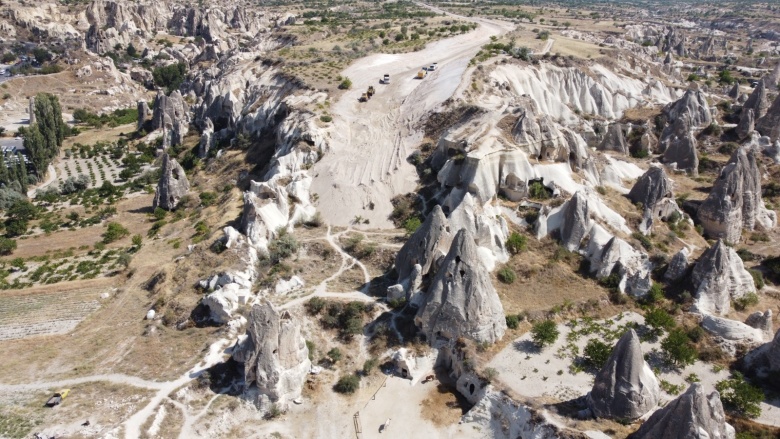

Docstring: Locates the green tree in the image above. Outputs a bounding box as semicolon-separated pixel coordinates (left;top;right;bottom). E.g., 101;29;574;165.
506;314;520;329
583;338;611;369
327;347;342;363
24;93;66;174
403;217;421;235
132;234;143;248
334;374;360;394
716;372;764;418
531;320;559;348
505;232;528;254
102;222;130;243
644;307;676;336
661;328;698;367
0;237;17;255
152;63;187;93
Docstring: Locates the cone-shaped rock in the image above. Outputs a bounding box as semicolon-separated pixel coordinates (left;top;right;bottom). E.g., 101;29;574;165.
743;80;768;119
231;300;311;407
628;166;673;213
756;92;780;142
727;83;740;100
587;329;660;420
629;383;735;439
598;123;628;154
691;239;756;315
697;148;776;243
137;100;150;131
415;229;506;344
661;114;699;175
663;89;712;128
395;205;452;283
153;153;190;210
560;191;591;252
736;108;755;141
664;248;690;282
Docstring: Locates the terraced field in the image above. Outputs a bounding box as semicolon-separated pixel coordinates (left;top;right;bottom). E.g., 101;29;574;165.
0;288;105;341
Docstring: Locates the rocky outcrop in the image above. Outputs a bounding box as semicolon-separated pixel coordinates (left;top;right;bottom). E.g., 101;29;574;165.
415;229;507;345
768;329;780;371
152;90;190;147
231;301;311;409
745;310;774;340
691;240;756;315
591;236;653;296
664;248;690;282
598;123;629;154
463;389;589;439
511;102;588;163
756;92;780;142
392;348;435;383
152;153;190;210
663;89;712;128
628;166;681;234
728;83;740;100
137;100;149;131
629;384;735;439
394;205;452;288
558;191;592;252
199;117;215;158
701;314;765;356
587;329;660;420
743;80;768;119
737;108;755;141
697;148;776;243
661;113;699;175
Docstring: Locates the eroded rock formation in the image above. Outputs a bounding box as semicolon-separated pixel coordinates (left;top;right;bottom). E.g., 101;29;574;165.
629;384;735;439
394;205;452;289
697;148;776;243
587;329;660;420
153;153;190;210
152;90;190;148
661;113;699;175
743;80;768;119
691;240;756;315
415;229;507;345
663;88;712;128
628;166;681;234
231;301;311;409
756;92;780;142
598;123;629;154
664;248;690;282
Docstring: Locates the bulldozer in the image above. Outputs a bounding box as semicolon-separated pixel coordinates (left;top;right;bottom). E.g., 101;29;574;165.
367;86;375;97
416;69;426;79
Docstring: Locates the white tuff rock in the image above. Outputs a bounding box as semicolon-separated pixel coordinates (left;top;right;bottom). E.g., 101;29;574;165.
691;240;756;315
587;329;660;420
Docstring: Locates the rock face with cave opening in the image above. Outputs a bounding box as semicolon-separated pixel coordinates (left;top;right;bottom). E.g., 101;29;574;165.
629;383;735;439
587;329;659;420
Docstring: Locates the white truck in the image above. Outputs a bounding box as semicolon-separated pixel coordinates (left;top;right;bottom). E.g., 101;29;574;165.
382;74;390;84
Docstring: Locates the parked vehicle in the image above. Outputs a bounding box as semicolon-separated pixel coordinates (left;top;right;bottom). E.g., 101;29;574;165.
429;62;438;71
416;69;426;79
46;389;70;407
382;74;390;84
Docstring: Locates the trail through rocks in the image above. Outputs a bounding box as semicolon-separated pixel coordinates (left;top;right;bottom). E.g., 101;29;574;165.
311;8;514;228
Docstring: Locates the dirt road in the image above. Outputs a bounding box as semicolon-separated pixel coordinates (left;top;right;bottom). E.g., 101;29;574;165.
311;9;514;228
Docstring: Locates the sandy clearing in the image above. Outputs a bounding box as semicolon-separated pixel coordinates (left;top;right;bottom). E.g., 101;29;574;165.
311;9;515;228
357;376;480;439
